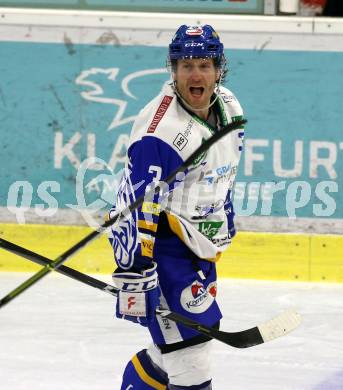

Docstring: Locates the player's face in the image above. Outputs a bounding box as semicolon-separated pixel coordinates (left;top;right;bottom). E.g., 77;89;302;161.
174;58;220;111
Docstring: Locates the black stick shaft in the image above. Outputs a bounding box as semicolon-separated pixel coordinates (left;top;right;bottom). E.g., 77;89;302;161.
0;237;118;296
0;235;264;348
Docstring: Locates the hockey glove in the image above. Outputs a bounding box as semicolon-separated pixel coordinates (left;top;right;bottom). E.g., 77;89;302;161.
112;262;160;327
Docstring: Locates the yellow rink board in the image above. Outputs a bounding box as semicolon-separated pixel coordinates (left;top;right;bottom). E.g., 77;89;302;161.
0;223;342;283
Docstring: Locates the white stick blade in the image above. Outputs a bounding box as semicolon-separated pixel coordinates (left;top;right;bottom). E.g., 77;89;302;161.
258;309;302;343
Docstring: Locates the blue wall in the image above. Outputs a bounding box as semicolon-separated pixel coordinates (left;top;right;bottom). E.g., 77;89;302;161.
1;41;342;219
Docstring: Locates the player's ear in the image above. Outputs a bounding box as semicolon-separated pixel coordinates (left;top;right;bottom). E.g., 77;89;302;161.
172;70;177;84
215;68;221;83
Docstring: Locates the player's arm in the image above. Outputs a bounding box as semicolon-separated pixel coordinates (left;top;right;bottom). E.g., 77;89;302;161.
109;135;183;325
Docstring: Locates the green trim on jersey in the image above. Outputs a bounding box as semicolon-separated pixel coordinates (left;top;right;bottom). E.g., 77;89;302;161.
231;115;245;129
191;93;229;134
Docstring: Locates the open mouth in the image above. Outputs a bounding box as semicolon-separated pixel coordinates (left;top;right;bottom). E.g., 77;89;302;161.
189;87;204;97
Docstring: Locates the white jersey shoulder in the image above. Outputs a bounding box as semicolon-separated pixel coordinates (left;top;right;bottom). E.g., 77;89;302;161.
218;86;243;118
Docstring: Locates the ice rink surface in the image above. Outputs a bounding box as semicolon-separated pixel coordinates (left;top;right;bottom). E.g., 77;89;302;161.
1;272;343;390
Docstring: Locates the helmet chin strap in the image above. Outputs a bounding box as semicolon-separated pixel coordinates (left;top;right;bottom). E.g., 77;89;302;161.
172;79;221;113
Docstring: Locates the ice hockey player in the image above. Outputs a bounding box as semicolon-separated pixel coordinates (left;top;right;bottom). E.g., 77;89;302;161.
108;24;245;389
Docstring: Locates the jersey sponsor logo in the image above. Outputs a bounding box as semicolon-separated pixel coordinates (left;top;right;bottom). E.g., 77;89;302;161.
186;26;203;36
147;95;173;133
141;238;153;258
127;296;136;310
193;199;224;219
119;292;145;316
210;235;231;247
192;138;208;167
191;282;204;298
198;165;238;186
172;119;194;151
183;118;194;138
208;282;217;298
142;202;161;215
161;316;172;330
198;221;224;239
180;280;216;314
220;92;237;103
216;163;231;176
173;133;188;151
198;163;231;182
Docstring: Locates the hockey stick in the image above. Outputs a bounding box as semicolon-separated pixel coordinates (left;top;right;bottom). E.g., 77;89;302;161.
0;236;301;348
0;237;118;295
0;119;247;309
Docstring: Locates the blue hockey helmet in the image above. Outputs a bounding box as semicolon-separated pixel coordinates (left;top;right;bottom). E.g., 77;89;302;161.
169;25;224;61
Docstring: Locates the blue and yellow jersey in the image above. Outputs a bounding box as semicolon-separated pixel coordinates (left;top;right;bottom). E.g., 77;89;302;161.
108;83;244;270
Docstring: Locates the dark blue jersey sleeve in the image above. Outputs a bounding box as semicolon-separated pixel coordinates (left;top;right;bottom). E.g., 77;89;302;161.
108;135;184;270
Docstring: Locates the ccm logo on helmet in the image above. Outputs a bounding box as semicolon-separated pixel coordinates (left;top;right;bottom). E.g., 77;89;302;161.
185;42;204;47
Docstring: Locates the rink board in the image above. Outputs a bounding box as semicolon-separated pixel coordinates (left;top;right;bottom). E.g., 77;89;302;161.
0;223;342;283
